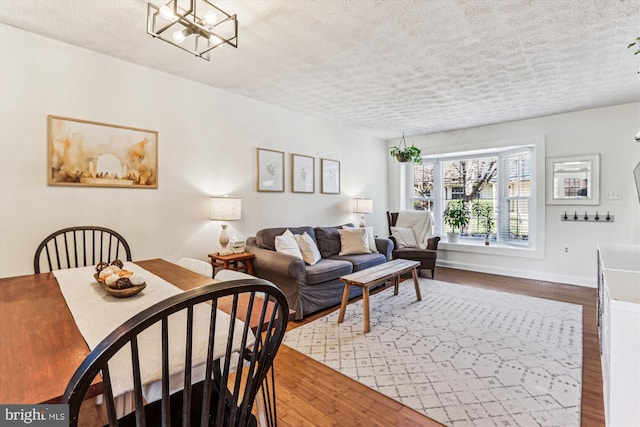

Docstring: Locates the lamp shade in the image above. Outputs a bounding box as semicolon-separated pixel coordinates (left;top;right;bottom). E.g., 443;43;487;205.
210;197;242;221
353;198;373;214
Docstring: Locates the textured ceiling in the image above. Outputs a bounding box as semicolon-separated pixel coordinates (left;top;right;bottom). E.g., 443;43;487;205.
1;0;639;139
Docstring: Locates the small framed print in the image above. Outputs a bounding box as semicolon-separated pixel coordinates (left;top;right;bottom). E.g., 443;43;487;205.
291;154;314;193
256;148;284;192
321;158;340;194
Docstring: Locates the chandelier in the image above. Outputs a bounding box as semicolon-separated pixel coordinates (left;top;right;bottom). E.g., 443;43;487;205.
147;0;238;61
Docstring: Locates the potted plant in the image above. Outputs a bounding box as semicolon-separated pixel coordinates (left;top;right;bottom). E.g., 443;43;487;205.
389;133;422;164
443;200;469;243
473;203;495;245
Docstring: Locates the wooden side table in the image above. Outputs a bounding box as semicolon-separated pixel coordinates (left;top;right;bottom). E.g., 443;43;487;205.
208;252;255;276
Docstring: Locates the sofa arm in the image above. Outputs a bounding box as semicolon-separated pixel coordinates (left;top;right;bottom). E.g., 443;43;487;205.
375;237;394;261
246;238;308;319
245;238;307;283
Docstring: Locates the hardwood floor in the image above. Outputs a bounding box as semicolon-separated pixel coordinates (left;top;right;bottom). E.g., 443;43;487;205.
80;267;604;426
275;267;604;426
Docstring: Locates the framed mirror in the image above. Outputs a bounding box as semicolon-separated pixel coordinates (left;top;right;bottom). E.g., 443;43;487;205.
546;154;600;205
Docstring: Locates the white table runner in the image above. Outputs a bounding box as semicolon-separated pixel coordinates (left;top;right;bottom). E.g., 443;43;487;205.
54;262;251;398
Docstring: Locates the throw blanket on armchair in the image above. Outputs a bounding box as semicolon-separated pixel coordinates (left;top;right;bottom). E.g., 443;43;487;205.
396;210;434;249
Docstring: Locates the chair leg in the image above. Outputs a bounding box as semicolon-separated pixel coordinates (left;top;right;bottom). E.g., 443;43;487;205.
256;389;267;427
431;268;435;279
257;368;277;427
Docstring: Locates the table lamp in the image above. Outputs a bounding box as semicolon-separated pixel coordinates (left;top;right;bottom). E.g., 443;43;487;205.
210;196;242;255
353;198;373;228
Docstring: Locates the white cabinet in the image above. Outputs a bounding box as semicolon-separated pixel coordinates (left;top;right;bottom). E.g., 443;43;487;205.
597;243;640;426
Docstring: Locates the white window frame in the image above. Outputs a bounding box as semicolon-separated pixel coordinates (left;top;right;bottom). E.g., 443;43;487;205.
410;161;436;211
498;147;533;246
404;135;544;259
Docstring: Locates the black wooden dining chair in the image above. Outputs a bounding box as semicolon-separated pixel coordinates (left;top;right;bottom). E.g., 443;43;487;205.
33;226;132;273
63;278;289;427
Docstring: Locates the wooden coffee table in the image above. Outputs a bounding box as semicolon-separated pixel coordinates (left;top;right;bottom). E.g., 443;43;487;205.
337;259;422;333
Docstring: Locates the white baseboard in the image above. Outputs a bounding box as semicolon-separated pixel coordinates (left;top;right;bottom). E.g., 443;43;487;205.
436;259;596;288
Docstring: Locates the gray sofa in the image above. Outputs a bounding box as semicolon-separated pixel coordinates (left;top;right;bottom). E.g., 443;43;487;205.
245;225;393;320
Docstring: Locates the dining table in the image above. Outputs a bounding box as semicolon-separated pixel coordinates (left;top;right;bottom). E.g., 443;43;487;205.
0;258;276;405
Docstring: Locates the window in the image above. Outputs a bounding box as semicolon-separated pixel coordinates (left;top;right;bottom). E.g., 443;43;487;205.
412;162;435;210
409;146;533;247
450;186;465;200
499;150;531;243
440;156;498;238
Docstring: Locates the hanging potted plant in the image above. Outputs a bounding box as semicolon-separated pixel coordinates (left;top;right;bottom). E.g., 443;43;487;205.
443;200;469;243
390;133;422;164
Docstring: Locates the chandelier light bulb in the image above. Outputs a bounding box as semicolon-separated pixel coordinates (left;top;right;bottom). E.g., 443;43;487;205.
159;5;176;20
172;28;188;43
209;34;222;45
203;10;218;25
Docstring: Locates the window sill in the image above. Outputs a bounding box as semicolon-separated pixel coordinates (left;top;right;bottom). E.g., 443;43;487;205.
439;238;540;259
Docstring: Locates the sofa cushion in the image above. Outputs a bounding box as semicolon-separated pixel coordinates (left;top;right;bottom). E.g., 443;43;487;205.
294;232;322;265
338;228;371;255
305;258;353;285
390;226;418;248
257;226;316;251
328;253;387;272
344;225;378;253
275;229;303;259
314;226;342;258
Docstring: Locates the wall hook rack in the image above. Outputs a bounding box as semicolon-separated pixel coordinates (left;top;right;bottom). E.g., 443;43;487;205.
561;211;614;223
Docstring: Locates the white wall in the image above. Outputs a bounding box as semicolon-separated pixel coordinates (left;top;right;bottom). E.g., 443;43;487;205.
0;24;388;277
3;24;637;286
388;103;640;287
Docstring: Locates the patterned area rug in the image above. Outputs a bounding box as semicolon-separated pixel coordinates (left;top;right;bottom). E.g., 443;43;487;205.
282;279;582;426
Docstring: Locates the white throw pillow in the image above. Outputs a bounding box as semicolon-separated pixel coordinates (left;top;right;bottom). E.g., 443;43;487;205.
390;226;418;248
338;228;371;255
344;225;378;253
274;229;303;260
396;210;434;249
294;232;322;265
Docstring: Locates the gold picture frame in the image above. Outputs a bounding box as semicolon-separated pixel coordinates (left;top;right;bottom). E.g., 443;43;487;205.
291;153;314;193
256;148;285;192
47;115;158;188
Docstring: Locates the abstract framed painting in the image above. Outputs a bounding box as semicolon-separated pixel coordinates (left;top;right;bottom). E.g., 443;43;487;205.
256;148;285;192
321;158;340;194
291;153;314;193
47;115;158;188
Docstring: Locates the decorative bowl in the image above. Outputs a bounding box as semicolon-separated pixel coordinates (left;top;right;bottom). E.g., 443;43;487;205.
94;273;146;298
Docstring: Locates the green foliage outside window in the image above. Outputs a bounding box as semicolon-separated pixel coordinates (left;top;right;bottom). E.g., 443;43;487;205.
472;201;495;236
